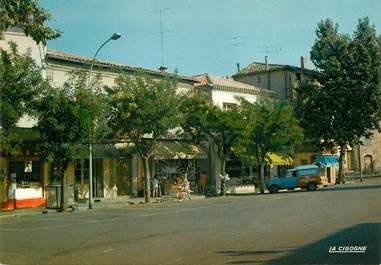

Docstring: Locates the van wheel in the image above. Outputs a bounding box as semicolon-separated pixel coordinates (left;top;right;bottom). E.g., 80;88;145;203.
269;185;279;193
307;182;317;191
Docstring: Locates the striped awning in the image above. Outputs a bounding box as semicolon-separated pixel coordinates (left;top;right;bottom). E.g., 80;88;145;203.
153;141;207;160
267;153;293;165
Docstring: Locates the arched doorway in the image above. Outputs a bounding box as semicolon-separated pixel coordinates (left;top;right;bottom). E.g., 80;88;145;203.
364;155;373;175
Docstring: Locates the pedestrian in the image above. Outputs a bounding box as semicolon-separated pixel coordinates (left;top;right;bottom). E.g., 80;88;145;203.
152;176;159;198
198;170;207;194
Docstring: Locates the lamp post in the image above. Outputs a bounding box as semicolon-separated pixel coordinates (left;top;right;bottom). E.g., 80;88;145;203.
88;32;121;209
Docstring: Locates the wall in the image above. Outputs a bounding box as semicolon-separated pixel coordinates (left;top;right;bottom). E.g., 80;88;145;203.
212;90;257;109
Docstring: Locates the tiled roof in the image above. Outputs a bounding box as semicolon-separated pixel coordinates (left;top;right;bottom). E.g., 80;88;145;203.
193;74;274;96
46;50;196;82
233;61;318;77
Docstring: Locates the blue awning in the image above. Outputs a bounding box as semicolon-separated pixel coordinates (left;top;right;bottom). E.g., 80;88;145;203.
314;155;339;167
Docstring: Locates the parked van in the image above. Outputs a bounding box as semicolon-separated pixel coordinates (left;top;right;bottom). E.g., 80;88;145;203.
267;165;322;193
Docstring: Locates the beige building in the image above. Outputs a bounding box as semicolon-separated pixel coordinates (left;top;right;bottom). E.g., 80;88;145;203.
232;57;318;100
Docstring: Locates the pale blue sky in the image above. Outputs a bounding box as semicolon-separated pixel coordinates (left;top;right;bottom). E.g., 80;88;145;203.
41;0;381;77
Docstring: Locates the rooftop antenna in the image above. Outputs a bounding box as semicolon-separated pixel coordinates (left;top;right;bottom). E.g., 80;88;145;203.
253;45;282;63
146;8;171;68
226;35;246;73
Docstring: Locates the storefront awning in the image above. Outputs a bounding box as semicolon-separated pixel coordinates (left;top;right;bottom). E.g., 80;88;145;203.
314;155;339;167
267;153;293;166
153;141;207;160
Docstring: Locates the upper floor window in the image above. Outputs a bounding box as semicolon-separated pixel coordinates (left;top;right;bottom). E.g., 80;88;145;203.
222;102;237;112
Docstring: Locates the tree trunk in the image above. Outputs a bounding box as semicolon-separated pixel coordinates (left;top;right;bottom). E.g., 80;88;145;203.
357;143;363;182
143;156;151;203
337;145;346;184
220;158;226;196
60;166;68;212
259;163;265;194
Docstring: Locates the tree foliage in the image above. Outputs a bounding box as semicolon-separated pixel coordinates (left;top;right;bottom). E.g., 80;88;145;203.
235;97;303;193
0;0;60;44
107;74;180;202
180;91;241;178
295;17;381;182
35;71;105;211
0;42;48;155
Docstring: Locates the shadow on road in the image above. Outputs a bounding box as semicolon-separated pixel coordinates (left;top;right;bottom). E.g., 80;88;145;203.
217;223;381;264
316;184;381;193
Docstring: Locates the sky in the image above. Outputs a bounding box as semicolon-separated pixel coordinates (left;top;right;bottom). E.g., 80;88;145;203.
41;0;381;77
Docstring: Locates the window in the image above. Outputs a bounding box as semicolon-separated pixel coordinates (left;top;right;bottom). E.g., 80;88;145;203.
9;160;41;186
301;159;308;165
222;102;237;112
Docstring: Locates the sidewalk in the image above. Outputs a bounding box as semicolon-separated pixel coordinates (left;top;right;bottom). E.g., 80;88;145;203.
0;194;206;220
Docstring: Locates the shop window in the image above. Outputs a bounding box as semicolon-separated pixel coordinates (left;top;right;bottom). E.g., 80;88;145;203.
48;164;61;184
9;160;41;186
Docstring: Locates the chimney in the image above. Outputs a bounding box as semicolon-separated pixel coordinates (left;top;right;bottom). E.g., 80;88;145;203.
159;66;167;73
300;56;306;69
265;56;269;71
236;63;240;73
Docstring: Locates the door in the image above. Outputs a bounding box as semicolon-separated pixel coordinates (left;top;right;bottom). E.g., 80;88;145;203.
116;159;131;195
93;159;103;198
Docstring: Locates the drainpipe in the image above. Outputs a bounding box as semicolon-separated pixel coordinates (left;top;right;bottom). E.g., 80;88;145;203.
265;56;270;90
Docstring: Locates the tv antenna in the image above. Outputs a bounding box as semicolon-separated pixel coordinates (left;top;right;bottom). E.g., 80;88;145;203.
253;45;283;62
146;8;171;67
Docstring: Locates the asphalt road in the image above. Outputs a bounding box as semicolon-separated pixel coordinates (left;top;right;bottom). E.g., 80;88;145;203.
0;179;380;265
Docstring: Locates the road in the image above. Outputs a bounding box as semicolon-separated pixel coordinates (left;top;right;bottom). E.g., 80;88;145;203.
0;179;380;265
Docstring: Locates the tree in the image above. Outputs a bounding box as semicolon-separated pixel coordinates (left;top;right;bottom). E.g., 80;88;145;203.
0;42;48;155
295;18;381;183
107;74;180;203
0;0;59;155
235;97;303;194
0;0;60;44
35;71;105;212
180;91;241;194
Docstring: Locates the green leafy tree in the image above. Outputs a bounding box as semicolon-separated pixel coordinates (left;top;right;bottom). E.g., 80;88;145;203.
0;0;60;44
107;74;180;203
295;18;381;183
35;71;105;212
180;91;241;194
0;42;48;155
235;97;303;194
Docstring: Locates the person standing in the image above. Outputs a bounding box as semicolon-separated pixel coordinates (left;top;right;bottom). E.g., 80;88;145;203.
152;176;159;198
198;170;207;194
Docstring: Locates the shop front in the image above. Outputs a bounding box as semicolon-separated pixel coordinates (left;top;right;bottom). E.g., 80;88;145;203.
152;140;208;196
4;157;46;209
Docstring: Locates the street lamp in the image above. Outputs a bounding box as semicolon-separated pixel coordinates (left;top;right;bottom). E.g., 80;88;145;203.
88;32;121;209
